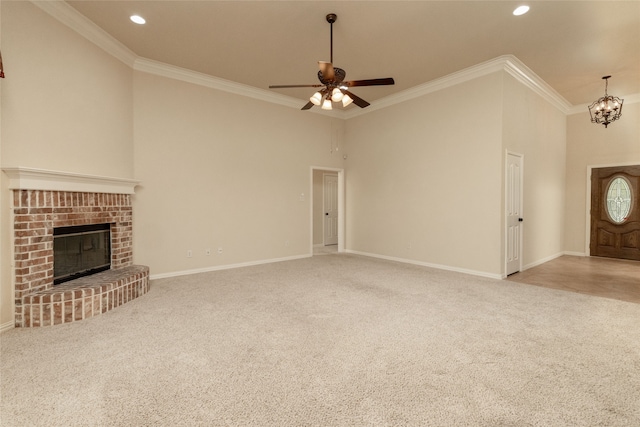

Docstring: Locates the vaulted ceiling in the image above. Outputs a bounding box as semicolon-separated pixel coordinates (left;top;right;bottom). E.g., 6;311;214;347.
66;1;640;109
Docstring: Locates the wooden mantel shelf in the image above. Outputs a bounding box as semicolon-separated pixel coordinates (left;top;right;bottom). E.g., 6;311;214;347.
2;167;140;195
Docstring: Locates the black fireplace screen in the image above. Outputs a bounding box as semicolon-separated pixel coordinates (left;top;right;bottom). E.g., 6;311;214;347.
53;223;111;285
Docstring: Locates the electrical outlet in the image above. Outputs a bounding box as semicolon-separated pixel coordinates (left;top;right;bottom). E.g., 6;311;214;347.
205;248;211;256
187;250;192;258
217;247;223;254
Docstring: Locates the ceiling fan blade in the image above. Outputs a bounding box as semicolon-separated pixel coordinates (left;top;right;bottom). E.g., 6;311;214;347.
343;90;370;108
344;78;395;87
301;101;315;110
318;61;335;81
269;84;323;88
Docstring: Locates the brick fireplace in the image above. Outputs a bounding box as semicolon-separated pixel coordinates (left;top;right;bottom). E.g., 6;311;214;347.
4;168;150;327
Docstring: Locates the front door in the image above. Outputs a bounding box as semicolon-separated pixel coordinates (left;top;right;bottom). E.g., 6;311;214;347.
590;165;640;261
323;173;338;246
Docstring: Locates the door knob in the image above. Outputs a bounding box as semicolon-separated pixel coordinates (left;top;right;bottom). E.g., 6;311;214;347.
518;218;523;222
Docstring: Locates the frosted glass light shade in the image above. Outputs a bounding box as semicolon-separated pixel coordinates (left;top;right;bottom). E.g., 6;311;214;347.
342;94;353;107
310;92;323;106
331;88;344;102
321;99;333;110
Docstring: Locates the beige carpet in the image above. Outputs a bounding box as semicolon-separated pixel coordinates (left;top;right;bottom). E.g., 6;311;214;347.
1;254;639;426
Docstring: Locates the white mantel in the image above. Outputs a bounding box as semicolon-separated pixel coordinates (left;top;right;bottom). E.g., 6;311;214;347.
2;167;140;195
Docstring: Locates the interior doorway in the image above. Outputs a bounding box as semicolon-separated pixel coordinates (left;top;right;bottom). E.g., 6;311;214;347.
311;167;344;255
590;165;640;261
323;173;339;246
505;152;524;276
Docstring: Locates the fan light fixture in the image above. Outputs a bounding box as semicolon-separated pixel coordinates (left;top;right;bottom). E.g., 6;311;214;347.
269;13;395;110
588;76;624;128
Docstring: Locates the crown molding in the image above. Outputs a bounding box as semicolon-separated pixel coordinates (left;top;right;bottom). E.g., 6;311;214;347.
2;167;140;194
133;58;340;118
134;58;298;108
31;0;137;67
501;56;572;114
344;55;572;119
344;56;507;119
137;54;575;120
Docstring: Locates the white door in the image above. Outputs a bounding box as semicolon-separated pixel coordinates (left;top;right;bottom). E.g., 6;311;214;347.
323;173;338;245
506;153;523;275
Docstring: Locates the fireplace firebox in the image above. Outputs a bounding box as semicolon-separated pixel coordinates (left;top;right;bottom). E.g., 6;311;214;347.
54;223;111;285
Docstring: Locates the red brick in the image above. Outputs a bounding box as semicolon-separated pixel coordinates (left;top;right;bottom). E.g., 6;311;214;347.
73;299;83;321
31;304;41;327
41;303;52;326
84;297;93;318
30;249;51;258
64;301;73;323
93;295;101;315
22;306;31;328
24;271;47;282
52;302;63;325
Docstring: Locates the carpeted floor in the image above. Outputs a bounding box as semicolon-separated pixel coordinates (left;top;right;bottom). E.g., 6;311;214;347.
1;254;639;426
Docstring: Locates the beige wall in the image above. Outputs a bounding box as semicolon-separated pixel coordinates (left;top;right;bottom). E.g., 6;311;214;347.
1;2;133;178
502;74;567;269
0;2;134;326
565;102;640;255
345;73;504;277
133;72;344;276
345;71;567;277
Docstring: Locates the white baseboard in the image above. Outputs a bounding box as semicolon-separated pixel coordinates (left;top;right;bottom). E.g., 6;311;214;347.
150;254;312;280
345;250;503;280
563;251;587;257
522;252;565;271
1;320;15;333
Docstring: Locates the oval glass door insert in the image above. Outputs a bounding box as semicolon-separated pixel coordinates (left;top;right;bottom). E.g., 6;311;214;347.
606;176;632;223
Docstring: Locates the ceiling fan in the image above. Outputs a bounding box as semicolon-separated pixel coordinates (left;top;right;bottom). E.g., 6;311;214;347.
269;13;395;110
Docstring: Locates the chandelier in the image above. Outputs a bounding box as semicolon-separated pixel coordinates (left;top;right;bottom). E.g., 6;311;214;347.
588;76;623;128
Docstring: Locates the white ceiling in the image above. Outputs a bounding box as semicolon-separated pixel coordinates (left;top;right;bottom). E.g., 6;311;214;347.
66;1;640;109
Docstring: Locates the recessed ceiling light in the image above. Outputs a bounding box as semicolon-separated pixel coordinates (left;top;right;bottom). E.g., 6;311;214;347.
130;15;146;25
513;5;530;16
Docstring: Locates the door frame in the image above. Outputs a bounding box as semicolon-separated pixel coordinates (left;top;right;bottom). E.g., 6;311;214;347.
310;167;345;254
504;151;524;277
585;161;640;255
